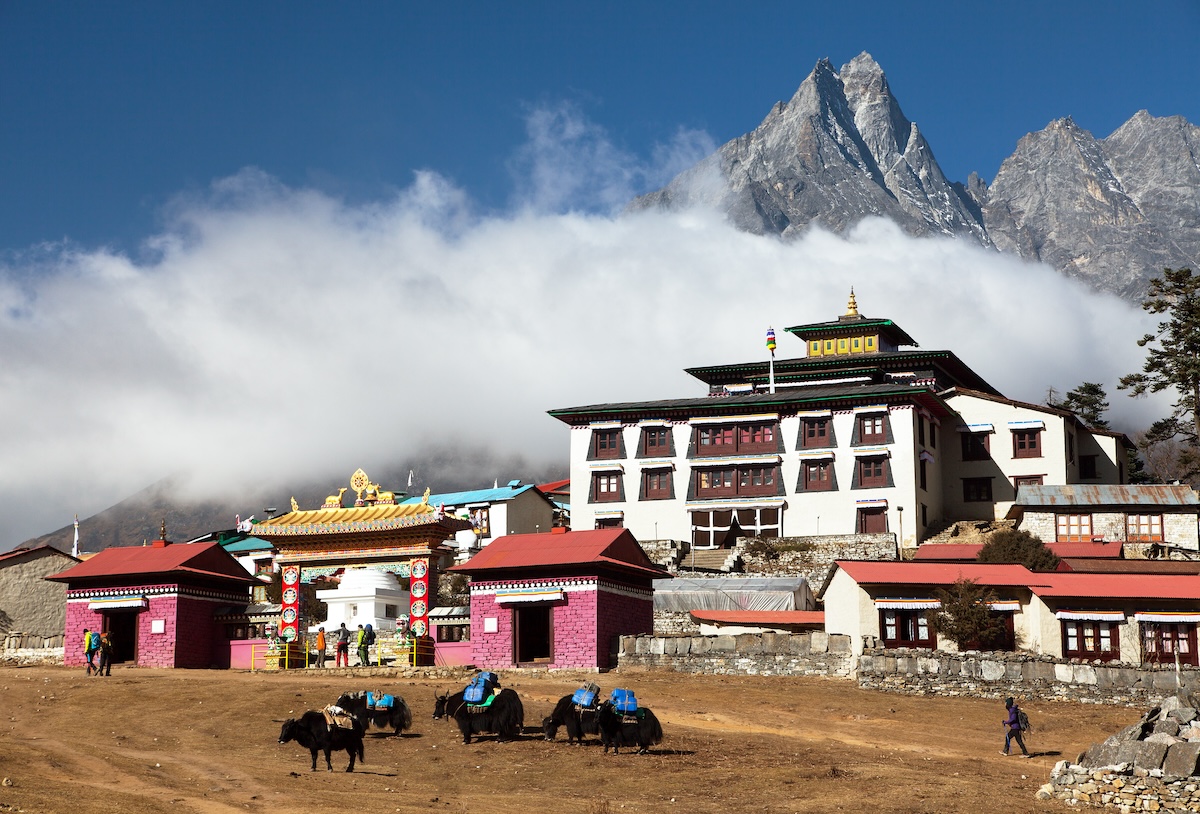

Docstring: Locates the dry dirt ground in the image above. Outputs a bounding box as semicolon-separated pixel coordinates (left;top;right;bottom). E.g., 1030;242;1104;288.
0;664;1140;814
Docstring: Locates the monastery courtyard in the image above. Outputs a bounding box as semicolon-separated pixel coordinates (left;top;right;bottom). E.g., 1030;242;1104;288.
0;664;1136;814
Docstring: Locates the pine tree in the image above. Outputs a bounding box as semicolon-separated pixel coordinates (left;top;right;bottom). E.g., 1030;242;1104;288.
1057;382;1110;429
931;578;1007;650
1119;268;1200;480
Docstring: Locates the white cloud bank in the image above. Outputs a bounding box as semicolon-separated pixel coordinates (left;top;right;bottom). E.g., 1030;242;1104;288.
0;110;1164;548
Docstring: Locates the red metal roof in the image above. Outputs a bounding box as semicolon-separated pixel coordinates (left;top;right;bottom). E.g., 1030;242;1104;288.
1058;559;1200;574
834;560;1042;587
911;544;983;561
536;478;570;495
46;541;257;585
1045;541;1123;558
447;528;670;579
1030;572;1200;600
689;610;825;627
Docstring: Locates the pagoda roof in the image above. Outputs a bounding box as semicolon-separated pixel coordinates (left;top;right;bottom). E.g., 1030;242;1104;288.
685;350;1000;395
549;382;952;425
447;528;671;580
783;316;917;346
46;541;257;586
246;501;471;539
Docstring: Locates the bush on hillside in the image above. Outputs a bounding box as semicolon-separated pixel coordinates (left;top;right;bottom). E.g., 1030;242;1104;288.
976;529;1060;571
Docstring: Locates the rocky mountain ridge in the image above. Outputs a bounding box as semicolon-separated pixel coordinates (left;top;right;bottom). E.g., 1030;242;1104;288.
631;52;1200;300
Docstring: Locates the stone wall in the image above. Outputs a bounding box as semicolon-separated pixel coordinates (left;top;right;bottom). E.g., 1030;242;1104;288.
617;631;855;677
857;648;1200;705
738;534;896;586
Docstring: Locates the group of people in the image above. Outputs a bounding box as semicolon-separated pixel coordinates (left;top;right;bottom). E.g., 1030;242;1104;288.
81;627;114;676
312;622;390;668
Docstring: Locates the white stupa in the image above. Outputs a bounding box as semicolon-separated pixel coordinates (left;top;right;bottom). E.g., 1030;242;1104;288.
312;567;410;634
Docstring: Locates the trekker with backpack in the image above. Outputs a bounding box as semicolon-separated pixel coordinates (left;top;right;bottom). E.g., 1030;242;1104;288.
82;628;100;676
1001;697;1031;757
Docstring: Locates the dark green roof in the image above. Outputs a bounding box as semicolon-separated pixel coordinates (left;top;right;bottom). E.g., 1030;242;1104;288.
684;350;1000;395
783;317;917;347
548;382;951;424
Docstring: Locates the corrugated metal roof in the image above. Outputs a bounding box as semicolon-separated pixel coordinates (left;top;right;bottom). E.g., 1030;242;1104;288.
1014;485;1200;508
833;560;1043;587
447;529;669;579
46;541;257;585
1031;572;1200;600
398;484;541;507
1059;559;1200;574
912;544;983;561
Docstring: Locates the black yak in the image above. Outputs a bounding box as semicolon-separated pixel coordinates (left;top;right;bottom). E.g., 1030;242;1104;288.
542;694;601;744
335;690;413;736
433;687;524;744
596;700;663;755
278;710;365;772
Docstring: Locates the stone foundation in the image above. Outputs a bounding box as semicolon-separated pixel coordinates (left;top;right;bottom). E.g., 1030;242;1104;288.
617;631;854;677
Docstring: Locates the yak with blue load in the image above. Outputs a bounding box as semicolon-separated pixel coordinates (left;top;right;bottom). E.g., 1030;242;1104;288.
543;682;602;744
335;690;413;737
597;689;663;755
433;672;524;744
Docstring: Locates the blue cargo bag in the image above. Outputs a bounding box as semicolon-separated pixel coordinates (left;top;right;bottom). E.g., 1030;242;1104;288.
464;672;499;704
611;689;638;714
572;682;601;707
366;692;394;710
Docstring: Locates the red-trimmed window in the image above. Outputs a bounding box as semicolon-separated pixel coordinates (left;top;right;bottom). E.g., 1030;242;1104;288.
696;467;736;497
1062;620;1120;661
801;417;831;449
1012;429;1042;458
1126;514;1163;542
641;427;671;456
858;456;888;488
858;414;886;444
880;609;934;649
642;469;672;501
696;465;779;498
1056;513;1093;542
592;429;622;459
803;460;834;491
696;426;735;451
1142;623;1198;666
738;423;776;452
738;465;776;494
592;472;622;503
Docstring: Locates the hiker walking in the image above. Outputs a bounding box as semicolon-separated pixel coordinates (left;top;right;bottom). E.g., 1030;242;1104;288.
356;624;371;667
82;628;99;676
98;631;114;676
1001;697;1031;757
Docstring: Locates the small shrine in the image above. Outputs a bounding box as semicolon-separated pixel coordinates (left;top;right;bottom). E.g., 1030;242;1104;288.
246;469;472;662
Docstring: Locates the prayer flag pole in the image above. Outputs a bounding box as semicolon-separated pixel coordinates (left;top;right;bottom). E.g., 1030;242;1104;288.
766;327;777;394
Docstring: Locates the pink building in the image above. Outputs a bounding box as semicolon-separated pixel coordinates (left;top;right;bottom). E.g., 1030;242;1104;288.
47;538;257;669
447;528;670;670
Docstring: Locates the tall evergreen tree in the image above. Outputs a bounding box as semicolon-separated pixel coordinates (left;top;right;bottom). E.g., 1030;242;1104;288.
1056;382;1110;429
1118;268;1200;480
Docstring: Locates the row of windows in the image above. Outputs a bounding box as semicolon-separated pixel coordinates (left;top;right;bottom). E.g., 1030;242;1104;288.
591;456;895;503
960;428;1102;477
880;611;1196;665
589;413;922;461
1055;513;1164;542
597;505;890;540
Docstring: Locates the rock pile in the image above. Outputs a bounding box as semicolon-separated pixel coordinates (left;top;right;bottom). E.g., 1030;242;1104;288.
1044;692;1200;810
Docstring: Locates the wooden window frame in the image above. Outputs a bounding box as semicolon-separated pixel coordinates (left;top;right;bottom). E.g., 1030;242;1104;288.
1142;623;1198;666
801;417;832;449
592;472;622;503
880;609;934;649
1062;620;1120;662
641;469;673;501
857;414;886;445
591;429;622;460
1126;514;1164;542
1056;513;1093;542
857;456;888;488
962;477;993;503
1080;454;1099;479
857;507;888;534
802;460;835;492
961;431;990;461
640;427;672;457
1012;429;1042;459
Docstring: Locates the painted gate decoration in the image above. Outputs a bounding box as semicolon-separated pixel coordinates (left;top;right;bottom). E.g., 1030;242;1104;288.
279;565;301;642
408;557;430;637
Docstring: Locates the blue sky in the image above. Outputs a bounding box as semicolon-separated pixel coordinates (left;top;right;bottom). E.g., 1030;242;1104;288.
3;1;1198;253
0;2;1193;546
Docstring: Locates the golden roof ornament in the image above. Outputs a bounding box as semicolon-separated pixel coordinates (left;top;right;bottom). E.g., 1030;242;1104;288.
290;496;299;512
845;287;859;317
159;519;167;540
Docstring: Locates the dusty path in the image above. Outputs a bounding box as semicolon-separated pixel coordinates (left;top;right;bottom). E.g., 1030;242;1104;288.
0;666;1137;814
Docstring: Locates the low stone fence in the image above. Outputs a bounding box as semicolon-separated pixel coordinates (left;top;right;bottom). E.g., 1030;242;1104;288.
617;631;855;677
857;649;1200;706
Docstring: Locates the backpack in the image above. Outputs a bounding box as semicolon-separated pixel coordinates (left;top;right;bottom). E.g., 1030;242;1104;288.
1017;709;1031;734
88;631;101;652
365;626;376;646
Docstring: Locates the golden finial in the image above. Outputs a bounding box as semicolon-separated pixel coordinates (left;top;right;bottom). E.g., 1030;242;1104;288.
290;496;299;512
421;487;431;505
845;287;859;317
